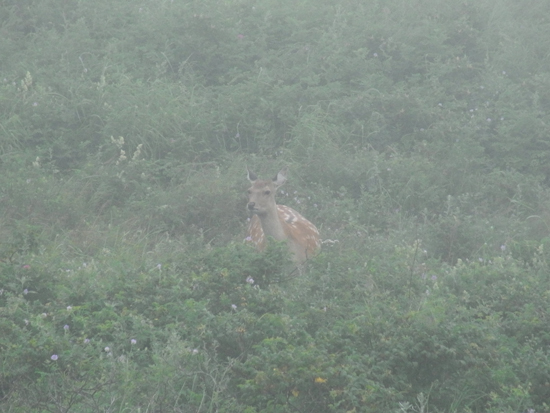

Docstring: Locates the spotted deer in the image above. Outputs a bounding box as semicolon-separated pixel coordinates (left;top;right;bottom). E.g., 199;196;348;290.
246;167;321;264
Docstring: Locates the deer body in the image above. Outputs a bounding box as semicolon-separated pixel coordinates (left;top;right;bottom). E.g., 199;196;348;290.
246;168;320;263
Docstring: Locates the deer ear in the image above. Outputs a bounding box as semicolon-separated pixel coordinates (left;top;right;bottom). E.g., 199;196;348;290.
247;166;257;182
273;167;288;187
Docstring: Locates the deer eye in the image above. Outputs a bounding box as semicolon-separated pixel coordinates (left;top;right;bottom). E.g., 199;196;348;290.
264;190;271;195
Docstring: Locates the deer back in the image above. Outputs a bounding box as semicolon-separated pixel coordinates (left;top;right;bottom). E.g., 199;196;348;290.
248;204;321;263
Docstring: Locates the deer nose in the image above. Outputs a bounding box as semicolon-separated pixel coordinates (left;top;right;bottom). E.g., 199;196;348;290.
247;202;255;210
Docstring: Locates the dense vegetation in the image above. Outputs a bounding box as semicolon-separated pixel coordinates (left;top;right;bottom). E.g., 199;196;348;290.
2;0;550;411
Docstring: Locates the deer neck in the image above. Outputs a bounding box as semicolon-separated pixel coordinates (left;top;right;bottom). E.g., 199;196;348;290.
257;205;286;241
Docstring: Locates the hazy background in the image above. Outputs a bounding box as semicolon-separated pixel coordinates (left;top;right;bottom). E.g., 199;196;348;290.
1;0;550;411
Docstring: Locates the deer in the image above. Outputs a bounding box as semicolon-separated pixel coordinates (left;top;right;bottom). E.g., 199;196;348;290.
246;167;321;264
